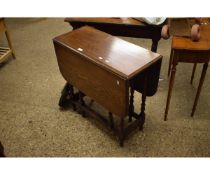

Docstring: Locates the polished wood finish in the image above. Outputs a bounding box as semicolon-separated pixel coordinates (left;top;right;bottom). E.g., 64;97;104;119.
172;35;210;51
0;18;16;63
54;26;161;79
65;17;164;98
54;26;162;146
54;26;161;117
54;42;128;117
65;17;167;52
165;19;210;120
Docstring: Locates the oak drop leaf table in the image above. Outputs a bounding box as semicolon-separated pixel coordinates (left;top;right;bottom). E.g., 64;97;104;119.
53;26;162;146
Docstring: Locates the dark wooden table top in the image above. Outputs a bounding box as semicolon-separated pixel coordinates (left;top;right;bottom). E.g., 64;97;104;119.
64;18;167;52
54;26;162;79
65;17;147;26
173;19;210;51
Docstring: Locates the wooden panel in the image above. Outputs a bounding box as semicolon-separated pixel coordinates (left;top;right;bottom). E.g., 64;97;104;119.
54;26;162;79
54;43;128;117
174;50;210;63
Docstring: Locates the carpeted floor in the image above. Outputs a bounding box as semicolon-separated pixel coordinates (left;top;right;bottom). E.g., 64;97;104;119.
0;18;209;157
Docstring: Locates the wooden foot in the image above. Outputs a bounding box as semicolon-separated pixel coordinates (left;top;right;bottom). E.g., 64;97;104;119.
191;63;208;117
164;63;177;121
190;63;197;84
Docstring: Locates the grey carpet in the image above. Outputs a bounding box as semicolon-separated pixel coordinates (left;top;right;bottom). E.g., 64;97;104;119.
0;18;209;157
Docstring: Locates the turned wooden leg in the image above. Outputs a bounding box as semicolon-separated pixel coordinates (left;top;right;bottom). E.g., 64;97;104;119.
164;63;178;121
139;74;147;130
168;49;174;77
151;38;159;52
190;63;197;84
109;112;114;129
191;63;208;117
119;118;124;147
129;81;134;122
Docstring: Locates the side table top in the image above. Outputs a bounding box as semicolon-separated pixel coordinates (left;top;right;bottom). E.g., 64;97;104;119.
173;19;210;51
54;26;162;79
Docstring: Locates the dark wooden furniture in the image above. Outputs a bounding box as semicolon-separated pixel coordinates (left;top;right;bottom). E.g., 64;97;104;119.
165;19;210;120
65;18;167;52
0;141;5;157
53;26;162;146
65;18;165;98
0;18;16;63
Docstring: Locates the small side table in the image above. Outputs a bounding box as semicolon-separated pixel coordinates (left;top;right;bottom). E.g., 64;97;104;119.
164;20;210;120
0;18;16;64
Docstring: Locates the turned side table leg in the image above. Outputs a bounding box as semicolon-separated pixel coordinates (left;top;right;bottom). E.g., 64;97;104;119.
164;62;178;121
191;63;208;116
139;74;147;130
168;49;174;77
190;63;197;84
